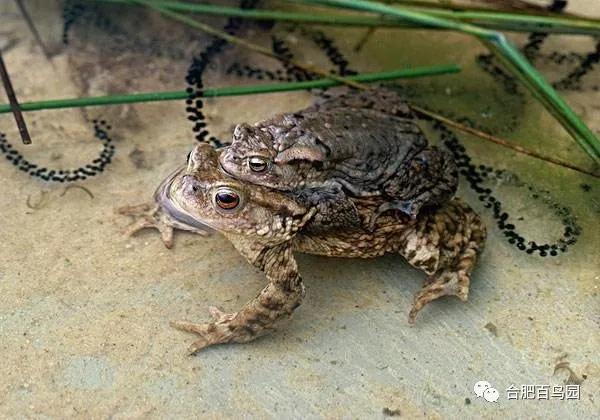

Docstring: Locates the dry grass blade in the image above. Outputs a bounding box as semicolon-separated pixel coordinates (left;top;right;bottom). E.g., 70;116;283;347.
412;106;599;178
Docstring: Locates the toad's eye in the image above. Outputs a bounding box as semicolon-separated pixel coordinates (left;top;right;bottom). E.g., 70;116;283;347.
248;156;269;172
214;188;240;210
414;156;429;169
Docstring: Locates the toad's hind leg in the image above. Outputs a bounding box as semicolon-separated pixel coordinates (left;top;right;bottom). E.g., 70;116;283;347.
395;199;486;323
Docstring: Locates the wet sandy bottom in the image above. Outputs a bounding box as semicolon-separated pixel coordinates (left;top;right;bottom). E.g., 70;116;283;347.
0;1;598;418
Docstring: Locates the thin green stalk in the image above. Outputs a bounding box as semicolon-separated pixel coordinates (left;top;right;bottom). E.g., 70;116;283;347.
479;38;595;160
406;6;600;35
90;0;600;35
93;0;406;27
388;0;575;16
300;0;600;163
0;67;460;114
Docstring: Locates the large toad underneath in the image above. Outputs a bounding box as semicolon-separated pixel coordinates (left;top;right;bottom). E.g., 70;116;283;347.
119;144;485;353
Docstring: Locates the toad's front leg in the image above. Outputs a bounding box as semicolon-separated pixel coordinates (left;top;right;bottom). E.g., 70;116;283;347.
171;242;304;354
374;148;458;224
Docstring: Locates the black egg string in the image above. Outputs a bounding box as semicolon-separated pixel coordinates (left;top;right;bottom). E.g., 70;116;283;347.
552;39;600;91
270;35;314;82
225;27;357;84
295;27;358;77
62;0;86;45
187;25;352;148
522;0;566;63
0;0;132;184
522;32;549;63
434;122;580;256
226;62;289;82
0;120;114;182
184;0;260;148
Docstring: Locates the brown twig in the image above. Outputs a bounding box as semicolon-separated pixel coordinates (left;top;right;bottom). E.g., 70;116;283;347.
353;27;376;52
0;38;18;54
411;105;599;178
392;0;577;16
0;52;31;144
477;0;565;15
14;0;52;60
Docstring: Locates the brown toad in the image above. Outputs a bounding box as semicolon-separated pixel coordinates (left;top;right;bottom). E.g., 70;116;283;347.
119;144;485;353
219;88;458;224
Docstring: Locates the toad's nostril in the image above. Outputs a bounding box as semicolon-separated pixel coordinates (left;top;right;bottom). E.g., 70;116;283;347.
182;175;201;194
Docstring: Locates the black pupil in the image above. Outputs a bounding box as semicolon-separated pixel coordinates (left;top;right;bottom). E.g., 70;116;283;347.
249;159;266;171
415;157;428;169
216;191;239;209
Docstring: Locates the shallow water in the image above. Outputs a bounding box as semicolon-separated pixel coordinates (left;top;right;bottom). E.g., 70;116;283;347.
0;0;598;418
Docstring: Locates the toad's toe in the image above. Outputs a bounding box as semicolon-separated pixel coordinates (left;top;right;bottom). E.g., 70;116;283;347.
408;271;470;323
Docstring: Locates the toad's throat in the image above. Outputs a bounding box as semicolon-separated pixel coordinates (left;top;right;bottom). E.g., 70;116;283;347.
155;167;215;233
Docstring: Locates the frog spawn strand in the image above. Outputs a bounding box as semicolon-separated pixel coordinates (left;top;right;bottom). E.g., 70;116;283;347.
437;122;581;256
187;25;355;147
0;120;114;182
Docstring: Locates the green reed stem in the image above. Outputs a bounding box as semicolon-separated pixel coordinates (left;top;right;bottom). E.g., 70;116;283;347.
90;0;600;35
0;67;460;114
300;0;600;163
407;6;600;35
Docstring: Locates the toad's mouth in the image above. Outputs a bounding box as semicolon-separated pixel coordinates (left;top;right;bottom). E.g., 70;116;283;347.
154;167;215;234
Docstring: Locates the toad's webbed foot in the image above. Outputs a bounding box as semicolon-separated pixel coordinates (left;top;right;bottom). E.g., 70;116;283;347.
118;203;176;248
171;306;254;355
117;202;211;249
408;271;469;323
